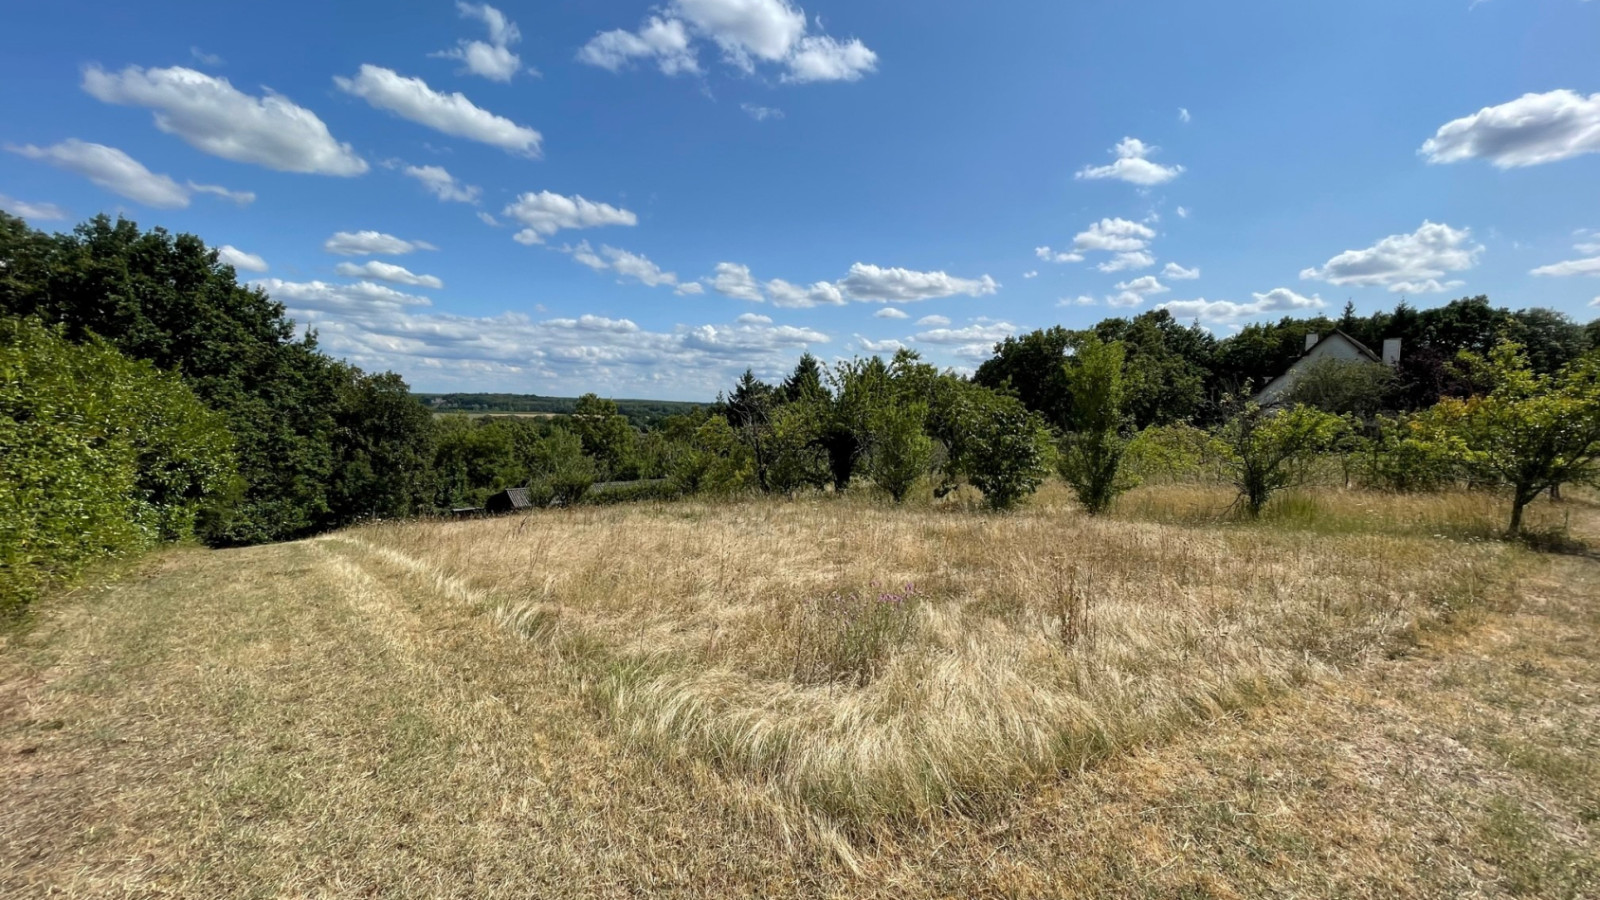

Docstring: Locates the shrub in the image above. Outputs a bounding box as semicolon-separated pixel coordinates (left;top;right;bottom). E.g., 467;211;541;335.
528;427;597;507
1217;399;1350;517
1058;336;1133;514
1124;423;1229;484
0;317;235;614
866;400;933;502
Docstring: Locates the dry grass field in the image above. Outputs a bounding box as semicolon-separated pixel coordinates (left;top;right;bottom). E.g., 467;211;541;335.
3;484;1597;898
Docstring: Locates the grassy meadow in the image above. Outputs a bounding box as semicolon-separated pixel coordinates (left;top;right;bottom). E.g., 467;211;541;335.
3;483;1598;897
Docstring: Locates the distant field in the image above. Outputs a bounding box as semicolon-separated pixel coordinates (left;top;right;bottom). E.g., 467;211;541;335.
415;392;703;427
3;485;1597;897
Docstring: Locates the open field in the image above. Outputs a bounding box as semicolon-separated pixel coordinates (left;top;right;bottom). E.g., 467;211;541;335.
3;485;1598;897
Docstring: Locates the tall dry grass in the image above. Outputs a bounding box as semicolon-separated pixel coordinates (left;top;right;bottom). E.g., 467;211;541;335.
353;483;1522;827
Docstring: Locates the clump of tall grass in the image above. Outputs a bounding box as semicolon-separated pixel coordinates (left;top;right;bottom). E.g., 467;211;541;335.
788;582;919;686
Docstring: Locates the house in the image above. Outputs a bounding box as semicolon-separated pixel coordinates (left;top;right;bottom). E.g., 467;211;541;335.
485;487;533;514
1254;330;1401;407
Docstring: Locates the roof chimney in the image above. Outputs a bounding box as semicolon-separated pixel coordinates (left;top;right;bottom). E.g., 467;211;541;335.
1382;337;1402;368
1305;332;1321;352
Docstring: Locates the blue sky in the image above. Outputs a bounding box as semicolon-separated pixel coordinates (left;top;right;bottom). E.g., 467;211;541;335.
2;0;1598;399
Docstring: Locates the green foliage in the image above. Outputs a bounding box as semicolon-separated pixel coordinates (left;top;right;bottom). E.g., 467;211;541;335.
866;399;933;502
571;393;638;480
329;370;438;522
1416;342;1600;534
0;317;235;613
527;427;597;507
1058;336;1134;514
766;399;832;494
432;417;522;508
1218;399;1350;517
669;416;755;495
973;326;1075;427
1357;415;1461;492
1124;423;1228;484
1281;357;1396;419
933;384;1053;510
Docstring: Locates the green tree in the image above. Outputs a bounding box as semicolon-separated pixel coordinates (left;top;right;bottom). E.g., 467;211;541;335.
866;399;933;502
328;370;438;522
973;326;1075;427
1281;357;1396;420
1218;399;1349;517
527;427;597;507
571;393;637;480
1419;343;1600;535
1058;336;1133;514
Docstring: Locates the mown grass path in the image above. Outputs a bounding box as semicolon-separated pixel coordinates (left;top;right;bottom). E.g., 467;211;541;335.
2;513;1598;898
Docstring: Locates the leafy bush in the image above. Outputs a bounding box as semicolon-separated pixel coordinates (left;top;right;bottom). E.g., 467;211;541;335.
1058;336;1133;514
952;395;1054;510
1124;423;1229;484
866;399;933;502
0;317;235;613
1218;399;1350;517
528;427;597;507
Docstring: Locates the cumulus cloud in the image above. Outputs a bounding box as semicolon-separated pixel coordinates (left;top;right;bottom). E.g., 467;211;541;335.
1022;270;1038;279
434;3;530;82
874;307;909;319
216;245;268;273
1035;246;1084;264
764;278;846;308
1300;221;1482;292
9;139;190;208
916;314;951;326
502;191;637;244
707;262;765;302
0;194;68;220
578;16;701;75
856;335;907;354
1420;90;1600;169
563;241;696;292
1074;217;1157;253
912;321;1018;345
1160;287;1324;323
579;0;876;84
253;278;434;313
1115;275;1169;296
1098;251;1156;273
334;260;444;289
1057;295;1097;307
402;164;481;203
1530;232;1600;278
838;263;998;303
82;65;367;176
1163;262;1200;280
335;65;542;156
324;230;438;256
1075;137;1184;186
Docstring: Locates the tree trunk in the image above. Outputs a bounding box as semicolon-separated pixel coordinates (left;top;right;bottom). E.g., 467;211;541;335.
1550;483;1563;502
1508;496;1527;536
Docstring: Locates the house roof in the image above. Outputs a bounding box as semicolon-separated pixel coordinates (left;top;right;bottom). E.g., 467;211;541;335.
1254;330;1379;400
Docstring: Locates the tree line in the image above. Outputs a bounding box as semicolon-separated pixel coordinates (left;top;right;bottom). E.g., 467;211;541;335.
5;211;1600;613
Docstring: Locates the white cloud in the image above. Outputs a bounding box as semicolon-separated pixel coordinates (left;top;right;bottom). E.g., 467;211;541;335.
577;16;701;75
580;0;876;84
477;211;500;226
503;191;637;244
838;263;998;303
334;260;444;289
856;335;907;354
187;181;255;205
403;164;481;203
190;47;223;67
1178;107;1191;123
216;245;268;272
741;102;784;121
1159;288;1324;323
1176;206;1190;219
8;139;190;208
1163;262;1200;280
1591;296;1600;308
1420;90;1600;169
563;241;690;290
1107;292;1144;308
765;278;845;308
1531;256;1600;278
676;282;706;296
737;313;772;324
1035;246;1084;264
1300;221;1482;292
1022;270;1038;279
1098;251;1156;273
335;65;542;156
1530;232;1600;278
874;307;909;319
912;321;1017;345
1115;275;1169;296
324;230;438;256
782;35;878;84
707;262;765;302
82;65;367;176
916;314;950;326
254;278;434;313
1056;295;1097;307
1073;217;1156;253
1075;137;1184;186
434;2;529;82
0;194;68;220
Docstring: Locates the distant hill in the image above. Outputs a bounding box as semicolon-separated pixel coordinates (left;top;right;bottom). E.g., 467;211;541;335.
415;393;705;428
